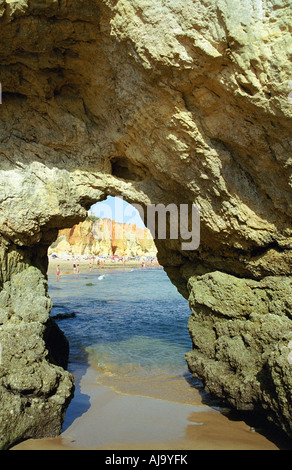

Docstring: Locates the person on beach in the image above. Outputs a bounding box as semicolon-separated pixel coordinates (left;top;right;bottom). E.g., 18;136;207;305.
73;262;76;272
56;265;61;280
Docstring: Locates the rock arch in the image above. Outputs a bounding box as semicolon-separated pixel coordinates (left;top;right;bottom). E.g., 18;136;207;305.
0;0;291;448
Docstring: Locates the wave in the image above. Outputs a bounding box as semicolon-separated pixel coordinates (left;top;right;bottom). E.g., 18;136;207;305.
85;337;205;406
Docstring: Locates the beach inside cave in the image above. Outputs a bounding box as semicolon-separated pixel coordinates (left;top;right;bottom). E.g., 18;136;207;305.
11;260;287;451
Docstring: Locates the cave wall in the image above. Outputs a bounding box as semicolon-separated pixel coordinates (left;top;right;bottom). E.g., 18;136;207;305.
0;0;291;448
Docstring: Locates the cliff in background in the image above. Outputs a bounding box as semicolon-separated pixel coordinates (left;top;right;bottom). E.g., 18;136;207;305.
49;218;157;258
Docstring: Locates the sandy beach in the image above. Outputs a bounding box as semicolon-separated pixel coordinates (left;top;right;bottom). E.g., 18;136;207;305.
48;257;157;276
10;258;290;451
11;363;284;451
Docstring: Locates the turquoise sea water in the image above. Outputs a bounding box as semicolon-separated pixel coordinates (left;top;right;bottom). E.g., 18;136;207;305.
48;267;204;404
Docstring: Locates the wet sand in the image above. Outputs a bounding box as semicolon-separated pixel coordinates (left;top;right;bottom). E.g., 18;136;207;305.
11;365;284;451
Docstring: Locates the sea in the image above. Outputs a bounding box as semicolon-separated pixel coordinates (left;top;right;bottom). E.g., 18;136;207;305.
48;266;206;406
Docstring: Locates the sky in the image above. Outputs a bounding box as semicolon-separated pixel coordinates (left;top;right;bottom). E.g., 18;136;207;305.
90;196;146;229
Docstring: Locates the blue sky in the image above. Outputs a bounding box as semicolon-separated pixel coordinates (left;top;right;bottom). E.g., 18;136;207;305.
90;196;146;229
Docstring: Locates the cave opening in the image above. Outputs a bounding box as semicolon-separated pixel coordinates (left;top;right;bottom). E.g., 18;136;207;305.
45;195;289;450
46;196;202;446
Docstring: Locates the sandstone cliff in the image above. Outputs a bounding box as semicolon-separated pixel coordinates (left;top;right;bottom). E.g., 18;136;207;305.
49;218;157;258
0;0;291;448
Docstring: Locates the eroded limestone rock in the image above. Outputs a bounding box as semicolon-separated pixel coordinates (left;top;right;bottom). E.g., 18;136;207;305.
0;238;73;449
185;272;292;434
0;0;291;447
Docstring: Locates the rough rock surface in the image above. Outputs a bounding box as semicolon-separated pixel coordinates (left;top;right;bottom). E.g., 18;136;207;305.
0;240;73;449
185;272;292;434
0;0;291;448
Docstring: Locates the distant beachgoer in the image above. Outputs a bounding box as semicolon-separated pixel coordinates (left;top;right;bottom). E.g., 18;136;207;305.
73;262;76;272
77;264;80;274
89;262;92;272
56;265;61;280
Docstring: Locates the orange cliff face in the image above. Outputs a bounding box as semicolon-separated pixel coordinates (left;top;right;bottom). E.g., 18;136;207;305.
48;218;157;258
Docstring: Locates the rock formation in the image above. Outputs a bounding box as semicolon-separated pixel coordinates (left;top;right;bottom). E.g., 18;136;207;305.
49;217;157;258
0;0;291;448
